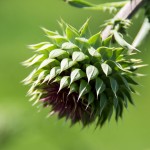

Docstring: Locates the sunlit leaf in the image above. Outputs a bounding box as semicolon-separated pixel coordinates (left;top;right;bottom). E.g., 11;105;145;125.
86;65;99;82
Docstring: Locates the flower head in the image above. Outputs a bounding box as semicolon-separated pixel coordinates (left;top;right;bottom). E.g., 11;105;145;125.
23;19;145;127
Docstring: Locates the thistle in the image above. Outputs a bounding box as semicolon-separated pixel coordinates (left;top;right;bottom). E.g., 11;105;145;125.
23;20;145;127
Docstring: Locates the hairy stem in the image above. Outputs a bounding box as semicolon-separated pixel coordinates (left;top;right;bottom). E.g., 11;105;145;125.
101;0;146;40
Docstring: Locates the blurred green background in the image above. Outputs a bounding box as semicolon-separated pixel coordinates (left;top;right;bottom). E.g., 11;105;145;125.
0;0;150;150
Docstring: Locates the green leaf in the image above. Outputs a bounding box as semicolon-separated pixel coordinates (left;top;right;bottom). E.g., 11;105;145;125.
35;70;48;85
101;63;112;76
62;42;78;49
70;69;86;84
64;0;94;8
122;87;134;105
95;78;106;98
36;44;57;52
42;27;58;36
22;54;37;66
49;67;61;82
68;83;79;95
75;37;89;46
102;35;112;47
61;58;76;72
28;42;50;50
125;64;148;71
72;51;89;62
108;106;113;122
78;80;91;100
123;75;139;85
49;49;69;60
86;92;95;109
100;93;107;116
88;47;101;58
119;75;130;90
49;35;68;45
88;32;101;48
97;47;113;60
109;77;118;96
61;42;80;54
86;65;99;82
66;25;79;42
113;96;118;110
38;59;60;70
22;69;37;85
122;92;128;108
111;48;124;60
23;54;44;67
113;30;140;52
58;76;70;92
79;19;91;38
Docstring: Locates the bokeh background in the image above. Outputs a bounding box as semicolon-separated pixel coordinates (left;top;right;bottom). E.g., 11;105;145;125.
0;0;150;150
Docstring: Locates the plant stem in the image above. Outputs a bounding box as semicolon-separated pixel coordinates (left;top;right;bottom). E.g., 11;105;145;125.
101;0;146;40
132;18;150;48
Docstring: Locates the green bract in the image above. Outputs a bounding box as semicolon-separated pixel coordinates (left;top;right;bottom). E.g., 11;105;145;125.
23;20;145;127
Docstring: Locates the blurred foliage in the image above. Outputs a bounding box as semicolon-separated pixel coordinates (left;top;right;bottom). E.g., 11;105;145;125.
0;0;150;150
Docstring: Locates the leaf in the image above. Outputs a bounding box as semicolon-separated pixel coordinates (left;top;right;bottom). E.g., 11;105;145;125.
68;83;79;95
66;25;79;42
88;32;101;48
64;0;94;8
102;35;112;47
86;65;99;82
22;54;37;66
100;93;107;116
62;42;78;49
58;76;70;92
28;42;50;50
111;48;124;60
88;47;101;58
97;47;113;60
113;96;118;110
49;35;68;45
113;30;140;52
38;59;60;70
101;63;112;76
42;27;58;36
119;75;130;90
36;44;57;52
79;19;91;38
109;77;118;96
35;70;48;85
125;64;148;71
123;75;139;85
70;69;86;84
86;92;95;109
49;49;69;60
23;54;44;67
61;42;80;54
78;80;91;100
72;51;89;62
75;37;88;45
108;106;113;122
61;58;76;72
22;69;37;85
95;77;106;98
49;67;61;82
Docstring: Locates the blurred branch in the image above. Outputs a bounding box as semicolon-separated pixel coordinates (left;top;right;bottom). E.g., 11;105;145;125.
101;0;146;40
63;0;128;10
132;18;150;48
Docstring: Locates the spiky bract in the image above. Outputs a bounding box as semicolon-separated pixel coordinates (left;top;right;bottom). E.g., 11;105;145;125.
23;20;144;127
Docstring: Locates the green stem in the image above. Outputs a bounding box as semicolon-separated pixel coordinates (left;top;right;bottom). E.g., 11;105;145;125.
101;0;146;40
132;18;150;48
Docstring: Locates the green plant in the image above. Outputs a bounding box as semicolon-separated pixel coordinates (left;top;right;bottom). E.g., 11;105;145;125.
23;0;150;127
